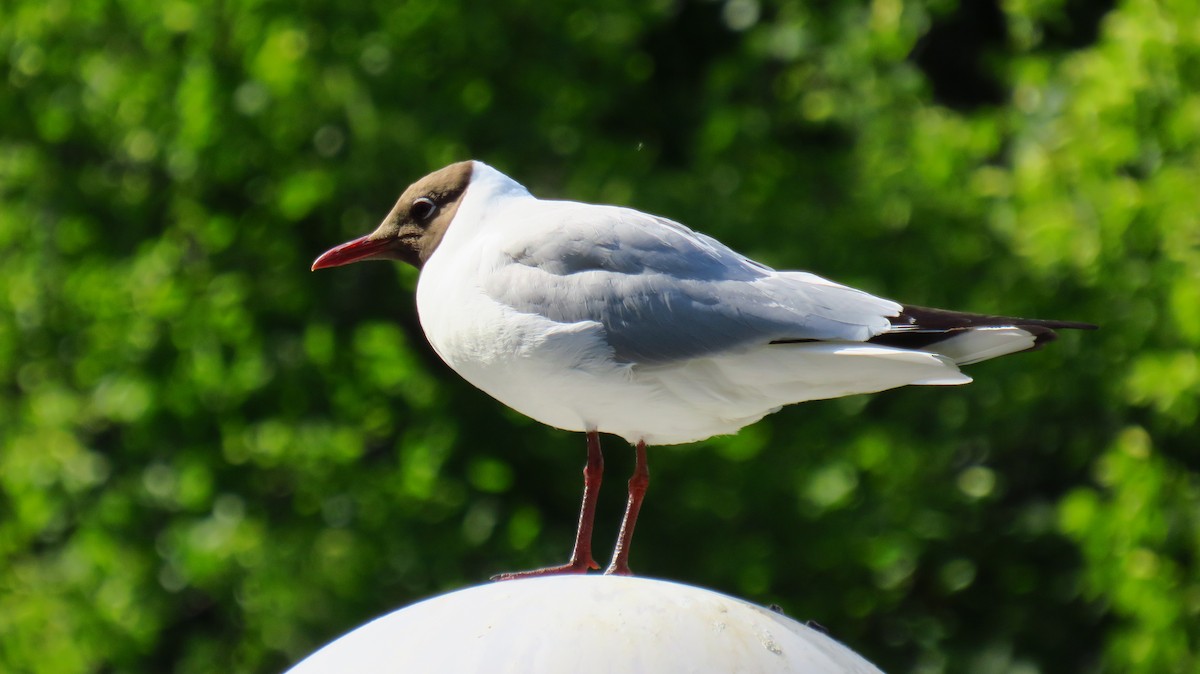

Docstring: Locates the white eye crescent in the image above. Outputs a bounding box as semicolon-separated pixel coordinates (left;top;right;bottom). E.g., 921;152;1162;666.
411;196;437;221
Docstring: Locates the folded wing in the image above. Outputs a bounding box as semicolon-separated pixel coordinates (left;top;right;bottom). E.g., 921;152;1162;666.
486;204;901;364
485;202;1096;367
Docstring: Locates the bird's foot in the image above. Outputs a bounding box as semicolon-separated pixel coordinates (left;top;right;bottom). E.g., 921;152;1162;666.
602;561;634;576
491;557;599;581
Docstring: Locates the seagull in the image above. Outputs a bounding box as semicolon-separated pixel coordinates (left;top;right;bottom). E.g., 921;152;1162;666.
312;161;1095;579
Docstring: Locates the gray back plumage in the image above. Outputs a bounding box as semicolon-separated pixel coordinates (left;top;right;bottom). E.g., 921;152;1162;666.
485;204;900;364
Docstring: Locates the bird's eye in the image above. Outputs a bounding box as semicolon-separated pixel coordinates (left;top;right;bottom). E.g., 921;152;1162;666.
411;197;437;221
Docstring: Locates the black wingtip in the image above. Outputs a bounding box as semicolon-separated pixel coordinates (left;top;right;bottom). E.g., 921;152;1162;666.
1030;320;1097;348
893;305;1097;331
871;305;1097;351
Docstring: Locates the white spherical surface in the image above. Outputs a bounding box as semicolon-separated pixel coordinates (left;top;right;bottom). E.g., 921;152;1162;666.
287;576;883;674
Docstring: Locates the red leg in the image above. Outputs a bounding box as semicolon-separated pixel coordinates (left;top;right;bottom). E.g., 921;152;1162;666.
604;440;649;576
493;431;604;581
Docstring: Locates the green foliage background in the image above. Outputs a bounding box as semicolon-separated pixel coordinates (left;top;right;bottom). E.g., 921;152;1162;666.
2;0;1198;671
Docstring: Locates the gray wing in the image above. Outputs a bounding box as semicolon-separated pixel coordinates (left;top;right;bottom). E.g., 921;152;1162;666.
486;203;901;364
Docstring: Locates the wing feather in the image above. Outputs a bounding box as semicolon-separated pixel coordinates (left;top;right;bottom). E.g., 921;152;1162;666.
485;203;900;364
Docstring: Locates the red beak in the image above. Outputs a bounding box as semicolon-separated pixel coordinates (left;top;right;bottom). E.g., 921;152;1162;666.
311;235;395;271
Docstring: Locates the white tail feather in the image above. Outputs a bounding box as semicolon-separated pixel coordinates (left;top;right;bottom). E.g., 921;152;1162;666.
920;327;1039;366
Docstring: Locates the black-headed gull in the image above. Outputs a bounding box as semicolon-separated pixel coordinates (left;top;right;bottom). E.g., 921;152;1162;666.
312;161;1095;579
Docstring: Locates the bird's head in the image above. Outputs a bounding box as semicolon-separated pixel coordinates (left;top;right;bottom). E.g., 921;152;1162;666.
312;161;474;271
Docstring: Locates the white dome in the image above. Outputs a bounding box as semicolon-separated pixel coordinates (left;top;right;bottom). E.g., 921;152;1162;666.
287;576;884;674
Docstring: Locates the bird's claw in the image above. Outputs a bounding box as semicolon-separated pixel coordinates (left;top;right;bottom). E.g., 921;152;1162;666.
491;557;599;582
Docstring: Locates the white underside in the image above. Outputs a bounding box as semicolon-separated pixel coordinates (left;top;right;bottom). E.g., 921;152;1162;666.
443;332;970;445
417;251;974;445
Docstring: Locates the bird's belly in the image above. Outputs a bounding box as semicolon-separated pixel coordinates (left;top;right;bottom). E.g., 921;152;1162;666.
417;295;757;445
448;356;754;447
